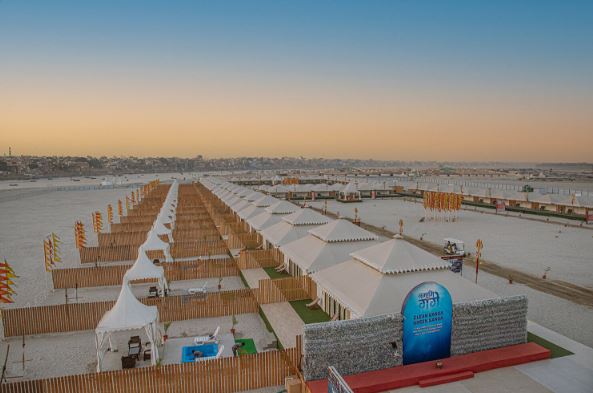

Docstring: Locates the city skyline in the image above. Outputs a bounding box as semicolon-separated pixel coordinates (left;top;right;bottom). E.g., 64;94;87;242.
1;1;592;161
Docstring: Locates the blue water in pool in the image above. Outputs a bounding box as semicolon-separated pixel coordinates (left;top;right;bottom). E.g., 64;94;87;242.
181;343;218;363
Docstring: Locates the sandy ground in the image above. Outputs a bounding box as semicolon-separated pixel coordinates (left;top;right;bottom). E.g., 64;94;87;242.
0;313;277;381
0;187;140;308
310;199;593;288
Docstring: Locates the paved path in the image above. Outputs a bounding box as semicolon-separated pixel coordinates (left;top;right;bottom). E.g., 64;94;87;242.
241;267;269;288
261;302;304;348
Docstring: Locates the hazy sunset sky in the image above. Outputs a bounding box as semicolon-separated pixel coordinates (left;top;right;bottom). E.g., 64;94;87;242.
1;1;592;161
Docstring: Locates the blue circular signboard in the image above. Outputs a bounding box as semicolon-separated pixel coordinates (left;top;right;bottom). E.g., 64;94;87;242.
401;281;452;365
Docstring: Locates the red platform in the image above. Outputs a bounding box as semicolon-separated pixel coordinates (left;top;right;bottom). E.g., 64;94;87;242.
307;342;550;393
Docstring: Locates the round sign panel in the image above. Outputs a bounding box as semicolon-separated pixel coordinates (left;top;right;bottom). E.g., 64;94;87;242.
401;281;452;365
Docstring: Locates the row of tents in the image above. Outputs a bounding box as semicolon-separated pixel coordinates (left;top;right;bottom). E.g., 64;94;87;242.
95;181;179;372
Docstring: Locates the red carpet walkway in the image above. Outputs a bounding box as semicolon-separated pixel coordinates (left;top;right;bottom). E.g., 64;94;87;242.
307;342;550;393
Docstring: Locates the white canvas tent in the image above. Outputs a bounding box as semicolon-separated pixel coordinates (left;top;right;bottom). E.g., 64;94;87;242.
95;283;160;371
142;229;173;262
312;237;496;318
125;249;169;293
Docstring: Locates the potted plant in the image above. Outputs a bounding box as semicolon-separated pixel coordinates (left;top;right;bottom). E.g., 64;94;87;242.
163;321;172;342
218;276;223;291
230;315;237;336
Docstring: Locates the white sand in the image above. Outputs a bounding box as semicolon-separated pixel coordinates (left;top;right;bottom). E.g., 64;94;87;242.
0;187;140;308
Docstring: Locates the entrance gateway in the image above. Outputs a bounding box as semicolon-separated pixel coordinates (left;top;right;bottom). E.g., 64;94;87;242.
401;282;453;365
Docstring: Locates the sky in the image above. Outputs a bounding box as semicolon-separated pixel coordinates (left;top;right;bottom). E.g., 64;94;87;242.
0;0;592;162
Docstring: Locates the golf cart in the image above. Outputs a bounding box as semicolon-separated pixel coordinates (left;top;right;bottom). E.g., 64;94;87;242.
443;238;465;257
442;238;465;274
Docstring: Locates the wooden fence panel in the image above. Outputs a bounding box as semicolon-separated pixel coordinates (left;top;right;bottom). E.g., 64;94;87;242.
255;277;315;304
1;289;257;337
170;241;228;258
0;343;302;393
52;259;239;289
237;250;280;270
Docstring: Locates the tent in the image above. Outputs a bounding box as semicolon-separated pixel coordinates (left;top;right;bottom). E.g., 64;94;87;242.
142;229;173;262
125;249;169;293
153;215;173;242
95;283;160;371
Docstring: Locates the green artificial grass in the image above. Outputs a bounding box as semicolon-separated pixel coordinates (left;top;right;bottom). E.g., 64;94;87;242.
528;332;573;358
290;299;331;324
234;338;257;355
263;267;291;279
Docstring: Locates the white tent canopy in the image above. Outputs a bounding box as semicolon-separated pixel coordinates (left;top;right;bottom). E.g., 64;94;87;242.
124;249;168;293
95;283;160;371
142;229;172;262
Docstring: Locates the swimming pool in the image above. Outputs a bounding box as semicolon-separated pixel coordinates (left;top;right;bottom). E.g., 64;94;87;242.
181;343;219;363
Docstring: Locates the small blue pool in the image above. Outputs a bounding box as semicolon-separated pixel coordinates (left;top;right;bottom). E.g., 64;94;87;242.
181;343;219;363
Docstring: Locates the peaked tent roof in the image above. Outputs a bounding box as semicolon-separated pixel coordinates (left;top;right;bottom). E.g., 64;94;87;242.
262;219;328;248
142;229;169;251
245;191;265;202
308;219;377;243
253;195;279;208
280;234;379;274
282;208;330;226
341;182;360;194
96;283;158;333
265;200;299;214
124;250;166;282
312;261;496;318
350;237;450;274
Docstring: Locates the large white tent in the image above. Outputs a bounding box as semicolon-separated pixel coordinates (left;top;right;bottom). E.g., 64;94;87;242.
95;283;160;371
312;237;496;318
280;219;379;275
247;200;299;231
261;208;331;248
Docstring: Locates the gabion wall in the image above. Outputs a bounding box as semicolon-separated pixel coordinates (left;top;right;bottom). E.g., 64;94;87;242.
302;314;402;381
451;295;528;355
302;295;527;381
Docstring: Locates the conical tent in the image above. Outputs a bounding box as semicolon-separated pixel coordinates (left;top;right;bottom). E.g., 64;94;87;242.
124;249;168;293
95;283;160;371
142;229;173;262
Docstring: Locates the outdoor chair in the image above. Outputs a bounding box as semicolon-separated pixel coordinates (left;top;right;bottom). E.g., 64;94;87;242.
143;348;152;361
193;326;220;344
148;286;158;298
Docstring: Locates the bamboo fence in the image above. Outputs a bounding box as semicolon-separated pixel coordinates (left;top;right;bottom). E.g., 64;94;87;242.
0;337;303;393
